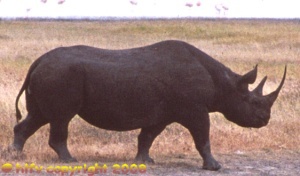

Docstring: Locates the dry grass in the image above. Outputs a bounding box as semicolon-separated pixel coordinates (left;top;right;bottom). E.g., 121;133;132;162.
0;19;299;165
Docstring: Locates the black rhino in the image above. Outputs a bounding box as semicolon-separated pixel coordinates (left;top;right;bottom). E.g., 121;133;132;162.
13;40;286;171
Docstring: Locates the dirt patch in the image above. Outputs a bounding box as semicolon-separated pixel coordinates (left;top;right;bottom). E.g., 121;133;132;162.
145;150;300;176
1;150;299;175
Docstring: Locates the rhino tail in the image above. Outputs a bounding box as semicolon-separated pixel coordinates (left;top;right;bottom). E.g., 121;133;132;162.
15;58;42;123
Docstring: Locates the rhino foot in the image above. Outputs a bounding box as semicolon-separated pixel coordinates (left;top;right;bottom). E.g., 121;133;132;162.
5;145;26;160
60;156;78;163
202;159;221;171
8;144;23;152
135;155;155;163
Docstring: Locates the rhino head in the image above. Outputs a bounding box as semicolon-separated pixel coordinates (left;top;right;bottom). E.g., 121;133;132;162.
219;65;286;128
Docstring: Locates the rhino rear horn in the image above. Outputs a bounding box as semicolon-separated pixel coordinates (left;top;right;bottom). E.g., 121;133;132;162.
252;76;268;95
238;65;258;85
266;66;287;104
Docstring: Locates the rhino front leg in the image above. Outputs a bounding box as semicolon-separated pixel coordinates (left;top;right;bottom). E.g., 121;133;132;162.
179;111;221;171
198;141;221;171
135;124;167;163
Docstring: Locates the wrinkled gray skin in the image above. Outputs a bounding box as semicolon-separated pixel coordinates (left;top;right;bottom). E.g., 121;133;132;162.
13;40;286;171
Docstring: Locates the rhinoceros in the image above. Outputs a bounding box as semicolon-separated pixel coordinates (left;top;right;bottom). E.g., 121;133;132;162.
13;40;286;171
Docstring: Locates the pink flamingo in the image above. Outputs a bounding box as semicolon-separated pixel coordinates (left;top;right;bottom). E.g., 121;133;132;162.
185;2;193;7
185;1;201;8
130;0;138;5
58;0;65;5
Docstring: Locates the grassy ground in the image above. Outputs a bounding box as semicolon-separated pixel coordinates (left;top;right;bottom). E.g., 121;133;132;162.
0;19;299;171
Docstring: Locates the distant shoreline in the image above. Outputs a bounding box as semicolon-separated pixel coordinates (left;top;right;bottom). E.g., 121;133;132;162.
1;17;299;21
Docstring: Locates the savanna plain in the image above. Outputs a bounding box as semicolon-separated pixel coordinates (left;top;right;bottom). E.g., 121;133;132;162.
0;19;299;175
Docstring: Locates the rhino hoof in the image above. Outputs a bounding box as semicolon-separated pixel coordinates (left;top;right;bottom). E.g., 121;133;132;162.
135;155;155;164
60;157;78;163
203;160;221;171
8;144;22;152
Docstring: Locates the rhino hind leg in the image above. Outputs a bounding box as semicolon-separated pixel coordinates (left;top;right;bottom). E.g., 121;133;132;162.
12;113;48;151
179;110;221;171
48;119;77;162
135;124;167;163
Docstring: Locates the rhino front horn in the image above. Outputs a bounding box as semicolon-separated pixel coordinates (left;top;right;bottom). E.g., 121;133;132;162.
266;66;287;104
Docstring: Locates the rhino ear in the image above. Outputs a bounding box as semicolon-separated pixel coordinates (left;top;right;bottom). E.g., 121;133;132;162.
238;65;258;86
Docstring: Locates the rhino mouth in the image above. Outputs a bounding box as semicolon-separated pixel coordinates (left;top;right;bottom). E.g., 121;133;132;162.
259;118;268;126
256;115;270;127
